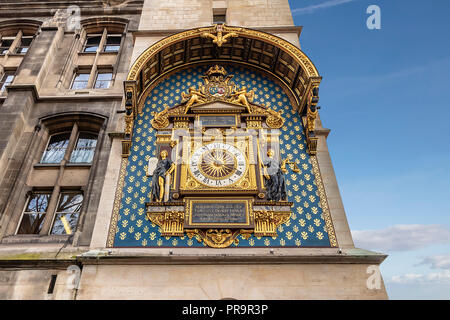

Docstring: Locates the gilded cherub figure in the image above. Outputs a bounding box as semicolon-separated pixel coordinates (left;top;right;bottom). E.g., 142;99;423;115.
229;86;254;113
181;87;207;113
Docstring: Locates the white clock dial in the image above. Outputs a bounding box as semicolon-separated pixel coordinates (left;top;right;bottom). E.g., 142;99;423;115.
189;142;247;187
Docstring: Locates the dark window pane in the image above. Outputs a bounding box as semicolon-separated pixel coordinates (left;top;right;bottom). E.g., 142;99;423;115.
51;193;83;235
94;72;112;89
0;38;14;54
51;212;80;235
17;213;46;234
71;73;90;90
70;132;97;163
0;74;14;92
56;193;83;213
21;37;33;46
84;35;101;52
17;193;50;234
104;35;121;52
16;47;28;54
26;193;50;213
16;37;33;54
41;133;70;163
213;14;226;24
0;39;13;47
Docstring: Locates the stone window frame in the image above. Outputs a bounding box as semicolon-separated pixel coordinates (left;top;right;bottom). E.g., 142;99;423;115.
40;131;72;164
93;68;114;89
70;69;91;90
0;69;16;93
0;29;36;56
15;191;52;235
68;18;128;91
14;187;85;237
0;113;106;244
212;7;227;24
39;122;99;166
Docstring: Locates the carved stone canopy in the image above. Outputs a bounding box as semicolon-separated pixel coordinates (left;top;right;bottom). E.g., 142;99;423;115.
125;25;322;121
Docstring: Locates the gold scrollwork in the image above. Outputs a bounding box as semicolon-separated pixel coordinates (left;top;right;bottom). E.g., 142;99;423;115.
310;156;338;247
151;106;170;129
147;211;184;236
254;210;291;237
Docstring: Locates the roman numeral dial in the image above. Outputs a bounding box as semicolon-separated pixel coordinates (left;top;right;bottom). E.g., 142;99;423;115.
189;142;247;187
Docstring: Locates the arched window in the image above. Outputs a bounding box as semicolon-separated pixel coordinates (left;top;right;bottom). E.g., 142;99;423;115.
13;113;106;237
0;19;40;55
41;131;98;164
41;132;71;164
68;17;128;91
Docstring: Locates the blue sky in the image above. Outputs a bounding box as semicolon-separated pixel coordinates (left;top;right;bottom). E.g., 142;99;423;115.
288;0;450;299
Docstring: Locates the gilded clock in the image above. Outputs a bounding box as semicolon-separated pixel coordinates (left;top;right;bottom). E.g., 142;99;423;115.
189;142;247;188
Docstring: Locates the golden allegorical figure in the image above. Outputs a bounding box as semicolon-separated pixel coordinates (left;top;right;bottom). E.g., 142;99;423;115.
229;86;254;113
182;87;207;113
150;150;175;202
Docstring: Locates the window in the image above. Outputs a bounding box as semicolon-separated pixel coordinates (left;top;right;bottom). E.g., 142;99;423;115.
41;133;70;164
0;37;14;54
104;34;121;52
41;130;98;164
94;72;112;89
50;192;83;235
71;72;90;90
15;36;33;54
0;72;14;92
83;34;101;52
17;193;51;234
213;14;227;24
70;132;98;163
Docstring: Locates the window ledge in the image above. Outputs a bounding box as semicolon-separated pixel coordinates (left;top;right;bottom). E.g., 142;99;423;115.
33;163;92;169
1;234;71;245
33;163;60;169
98;51;119;56
65;163;92;168
6;53;26;57
77;51;97;56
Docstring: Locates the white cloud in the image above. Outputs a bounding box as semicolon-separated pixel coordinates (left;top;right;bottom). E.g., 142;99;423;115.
419;254;450;270
292;0;357;15
388;270;450;284
351;224;450;252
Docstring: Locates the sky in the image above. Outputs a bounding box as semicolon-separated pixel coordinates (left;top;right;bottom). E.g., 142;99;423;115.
288;0;450;299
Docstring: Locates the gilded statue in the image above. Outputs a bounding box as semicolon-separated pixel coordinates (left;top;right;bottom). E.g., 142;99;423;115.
150;150;175;202
229;86;254;113
151;106;169;129
306;105;318;132
182;87;207;113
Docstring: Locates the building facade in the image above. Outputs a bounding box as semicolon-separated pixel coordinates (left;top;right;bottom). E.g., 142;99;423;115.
0;0;388;299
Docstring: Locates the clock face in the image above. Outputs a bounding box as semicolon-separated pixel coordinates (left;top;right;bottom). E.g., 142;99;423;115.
189;142;247;187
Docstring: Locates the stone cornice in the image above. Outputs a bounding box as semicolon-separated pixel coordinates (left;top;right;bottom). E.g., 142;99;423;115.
3;84;123;102
131;25;303;42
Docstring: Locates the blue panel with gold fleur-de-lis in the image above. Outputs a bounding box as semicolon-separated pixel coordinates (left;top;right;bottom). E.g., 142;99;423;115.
113;64;332;247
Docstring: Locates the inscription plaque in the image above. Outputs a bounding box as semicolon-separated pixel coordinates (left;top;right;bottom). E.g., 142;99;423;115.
198;115;237;127
192;202;247;224
185;198;254;228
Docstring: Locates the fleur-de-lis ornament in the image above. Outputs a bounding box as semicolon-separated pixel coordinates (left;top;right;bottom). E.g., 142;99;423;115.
201;24;238;47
